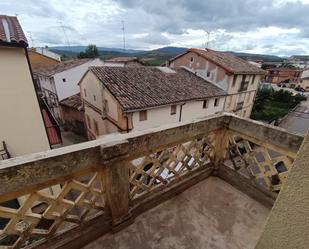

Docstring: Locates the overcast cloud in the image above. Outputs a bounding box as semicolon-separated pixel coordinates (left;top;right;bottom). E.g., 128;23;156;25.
1;0;309;55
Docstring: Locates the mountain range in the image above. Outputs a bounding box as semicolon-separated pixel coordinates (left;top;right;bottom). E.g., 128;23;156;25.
49;46;285;65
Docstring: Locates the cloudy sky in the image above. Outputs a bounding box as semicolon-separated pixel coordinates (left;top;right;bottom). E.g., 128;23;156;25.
1;0;309;55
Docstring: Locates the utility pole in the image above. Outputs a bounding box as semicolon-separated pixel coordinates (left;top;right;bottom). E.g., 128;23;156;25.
121;20;126;53
205;30;210;49
27;31;35;48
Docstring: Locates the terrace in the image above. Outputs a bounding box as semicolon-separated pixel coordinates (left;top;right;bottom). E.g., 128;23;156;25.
0;113;305;249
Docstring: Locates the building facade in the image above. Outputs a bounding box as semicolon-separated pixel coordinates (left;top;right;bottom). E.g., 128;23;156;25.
265;67;302;85
0;15;51;157
79;66;226;139
167;48;266;118
34;58;104;123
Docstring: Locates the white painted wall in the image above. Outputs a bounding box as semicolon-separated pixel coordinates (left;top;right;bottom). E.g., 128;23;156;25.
132;97;225;131
0;47;50;157
54;58;104;101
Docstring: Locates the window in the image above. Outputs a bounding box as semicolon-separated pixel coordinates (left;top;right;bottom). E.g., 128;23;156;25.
207;71;210;77
190;57;194;62
139;110;147;121
239;75;249;92
235;101;244;112
226;96;232;107
232;76;237;87
93;95;96;101
214;98;219;107
203;100;208;109
93;119;99;135
251;75;256;85
103;99;109;113
62;78;66;82
170;105;177;115
84;88;87;97
86;115;91;129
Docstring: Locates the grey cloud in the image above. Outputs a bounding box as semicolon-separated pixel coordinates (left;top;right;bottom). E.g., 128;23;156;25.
115;0;309;36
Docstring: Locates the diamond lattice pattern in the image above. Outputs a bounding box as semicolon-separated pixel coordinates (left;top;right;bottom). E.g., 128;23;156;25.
0;171;105;249
129;134;215;199
226;134;295;192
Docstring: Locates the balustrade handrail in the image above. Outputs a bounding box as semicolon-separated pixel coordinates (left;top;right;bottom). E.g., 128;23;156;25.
0;113;304;249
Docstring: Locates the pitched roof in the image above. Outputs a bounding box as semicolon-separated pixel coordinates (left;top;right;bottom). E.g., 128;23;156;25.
0;15;27;46
89;66;226;112
35;58;92;76
105;57;140;63
170;48;266;75
59;94;82;110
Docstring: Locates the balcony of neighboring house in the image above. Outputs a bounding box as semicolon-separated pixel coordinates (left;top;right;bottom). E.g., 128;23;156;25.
40;98;62;148
0;113;306;249
238;80;249;92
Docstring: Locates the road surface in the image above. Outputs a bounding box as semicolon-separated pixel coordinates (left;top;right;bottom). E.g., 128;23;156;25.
279;100;309;135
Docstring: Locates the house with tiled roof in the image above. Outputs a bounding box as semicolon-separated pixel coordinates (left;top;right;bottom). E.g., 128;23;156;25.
167;48;266;118
0;15;61;157
79;66;227;139
33;58;103;122
104;57;144;67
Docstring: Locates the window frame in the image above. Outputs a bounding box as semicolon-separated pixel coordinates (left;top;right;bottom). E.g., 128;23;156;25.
214;98;220;107
139;110;148;121
203;100;209;109
170;105;177;115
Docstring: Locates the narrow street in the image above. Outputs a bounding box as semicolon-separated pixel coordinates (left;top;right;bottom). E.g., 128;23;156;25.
279;100;309;135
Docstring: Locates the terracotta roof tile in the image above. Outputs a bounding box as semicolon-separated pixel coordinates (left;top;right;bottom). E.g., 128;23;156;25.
0;15;27;46
105;57;139;63
59;94;82;110
90;66;226;112
34;59;93;75
171;48;266;75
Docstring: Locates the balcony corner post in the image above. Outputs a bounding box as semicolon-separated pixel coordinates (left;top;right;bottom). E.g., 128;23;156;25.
213;121;230;175
100;142;133;232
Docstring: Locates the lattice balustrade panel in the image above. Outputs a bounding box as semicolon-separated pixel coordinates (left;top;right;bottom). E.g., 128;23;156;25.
0;170;105;249
225;133;295;192
129;133;216;199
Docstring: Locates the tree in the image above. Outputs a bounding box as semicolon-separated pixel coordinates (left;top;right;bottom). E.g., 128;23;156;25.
78;44;99;58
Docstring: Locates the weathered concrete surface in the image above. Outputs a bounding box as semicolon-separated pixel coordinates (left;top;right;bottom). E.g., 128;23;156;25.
84;177;270;249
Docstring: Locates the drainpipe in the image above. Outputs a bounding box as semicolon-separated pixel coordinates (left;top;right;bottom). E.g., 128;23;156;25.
124;113;130;133
179;103;186;122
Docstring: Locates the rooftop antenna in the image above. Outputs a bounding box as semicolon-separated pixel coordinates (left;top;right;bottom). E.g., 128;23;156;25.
58;20;72;53
205;30;210;49
121;20;126;53
27;31;35;47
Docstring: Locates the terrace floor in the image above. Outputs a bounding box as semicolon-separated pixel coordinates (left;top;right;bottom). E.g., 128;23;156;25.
83;177;270;249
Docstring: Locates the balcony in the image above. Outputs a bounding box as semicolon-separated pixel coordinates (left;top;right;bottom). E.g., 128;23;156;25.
238;81;249;92
0;114;304;249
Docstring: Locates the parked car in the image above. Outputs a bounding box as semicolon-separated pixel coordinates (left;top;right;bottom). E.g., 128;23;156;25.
295;86;305;92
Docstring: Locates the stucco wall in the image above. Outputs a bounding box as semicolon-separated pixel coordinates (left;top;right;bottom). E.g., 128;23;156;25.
0;47;50;157
132;97;225;131
170;51;230;91
170;52;261;118
54;58;104;101
256;132;309;249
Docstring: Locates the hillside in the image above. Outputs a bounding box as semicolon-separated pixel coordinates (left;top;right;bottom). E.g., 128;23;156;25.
49;46;285;65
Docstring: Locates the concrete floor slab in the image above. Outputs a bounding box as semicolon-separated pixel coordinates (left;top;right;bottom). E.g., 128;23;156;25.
84;177;270;249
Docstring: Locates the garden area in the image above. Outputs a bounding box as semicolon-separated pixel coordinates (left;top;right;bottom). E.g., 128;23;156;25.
251;88;307;122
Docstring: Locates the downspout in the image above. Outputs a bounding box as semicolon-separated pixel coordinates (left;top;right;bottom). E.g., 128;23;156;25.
125;114;129;133
179;103;185;122
24;47;53;149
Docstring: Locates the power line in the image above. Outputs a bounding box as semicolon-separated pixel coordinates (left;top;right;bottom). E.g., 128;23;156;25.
58;20;72;53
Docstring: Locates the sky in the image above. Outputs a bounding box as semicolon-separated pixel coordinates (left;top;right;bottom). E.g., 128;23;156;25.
1;0;309;56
